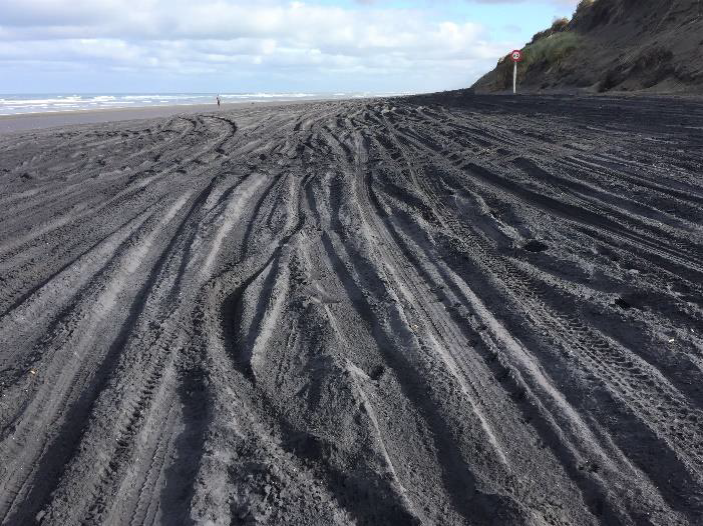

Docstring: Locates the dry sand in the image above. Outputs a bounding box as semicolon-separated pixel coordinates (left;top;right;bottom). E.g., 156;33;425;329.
1;92;702;525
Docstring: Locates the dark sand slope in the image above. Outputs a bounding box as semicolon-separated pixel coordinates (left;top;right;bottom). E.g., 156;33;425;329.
1;93;703;525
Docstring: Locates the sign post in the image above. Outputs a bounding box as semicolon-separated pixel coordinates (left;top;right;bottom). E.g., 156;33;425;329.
510;50;523;94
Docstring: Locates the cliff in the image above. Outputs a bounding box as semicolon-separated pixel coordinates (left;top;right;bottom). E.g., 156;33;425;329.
473;0;703;93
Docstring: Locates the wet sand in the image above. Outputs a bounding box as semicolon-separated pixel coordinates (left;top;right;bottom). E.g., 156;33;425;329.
0;100;325;135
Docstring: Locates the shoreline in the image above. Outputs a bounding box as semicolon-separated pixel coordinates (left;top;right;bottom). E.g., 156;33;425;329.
0;98;334;135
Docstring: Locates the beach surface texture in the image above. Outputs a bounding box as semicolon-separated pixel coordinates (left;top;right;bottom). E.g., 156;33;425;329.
1;92;702;525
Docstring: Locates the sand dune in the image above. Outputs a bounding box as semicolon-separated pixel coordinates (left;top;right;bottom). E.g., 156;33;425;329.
1;93;702;525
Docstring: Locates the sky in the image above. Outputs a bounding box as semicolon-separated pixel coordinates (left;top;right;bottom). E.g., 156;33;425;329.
0;0;579;94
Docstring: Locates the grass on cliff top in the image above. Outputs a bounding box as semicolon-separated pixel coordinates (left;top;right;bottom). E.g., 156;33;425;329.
523;31;581;66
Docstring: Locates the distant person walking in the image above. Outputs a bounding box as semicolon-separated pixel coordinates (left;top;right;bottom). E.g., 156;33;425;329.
216;95;221;108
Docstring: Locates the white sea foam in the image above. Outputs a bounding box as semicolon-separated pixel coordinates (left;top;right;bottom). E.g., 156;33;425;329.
0;92;404;116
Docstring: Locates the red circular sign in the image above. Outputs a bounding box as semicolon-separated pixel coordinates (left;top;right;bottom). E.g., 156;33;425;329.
511;50;523;62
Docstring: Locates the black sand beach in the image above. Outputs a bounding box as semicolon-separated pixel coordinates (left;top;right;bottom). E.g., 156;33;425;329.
1;93;703;525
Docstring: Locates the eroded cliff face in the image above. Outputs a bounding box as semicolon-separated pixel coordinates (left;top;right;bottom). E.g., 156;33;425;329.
473;0;703;93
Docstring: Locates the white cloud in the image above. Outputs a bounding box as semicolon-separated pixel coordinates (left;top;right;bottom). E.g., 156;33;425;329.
0;0;559;91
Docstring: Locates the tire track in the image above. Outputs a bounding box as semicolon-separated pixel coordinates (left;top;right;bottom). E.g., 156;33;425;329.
1;94;702;525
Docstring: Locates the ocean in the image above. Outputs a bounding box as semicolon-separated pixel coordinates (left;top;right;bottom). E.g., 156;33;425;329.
0;92;403;116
